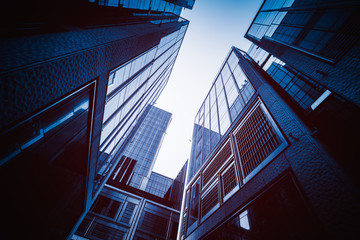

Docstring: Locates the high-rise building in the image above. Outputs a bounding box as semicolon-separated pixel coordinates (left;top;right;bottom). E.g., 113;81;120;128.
73;105;187;240
145;172;174;197
245;0;360;186
179;46;360;240
0;1;194;239
245;0;360;106
102;105;172;190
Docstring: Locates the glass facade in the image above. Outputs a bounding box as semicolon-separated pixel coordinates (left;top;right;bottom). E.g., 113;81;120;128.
187;47;256;182
102;105;172;192
124;105;172;189
247;43;328;112
246;0;354;61
94;0;187;16
164;160;188;210
95;23;187;193
145;172;174;197
181;48;289;239
267;62;324;110
75;105;185;240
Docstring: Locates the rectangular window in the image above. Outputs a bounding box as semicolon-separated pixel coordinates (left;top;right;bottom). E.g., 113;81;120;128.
188;178;200;230
89;222;126;240
201;179;220;220
221;161;240;202
233;99;288;184
137;202;171;238
91;195;122;219
202;139;233;189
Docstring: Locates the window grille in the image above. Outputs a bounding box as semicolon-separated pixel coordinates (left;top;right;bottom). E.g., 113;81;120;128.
140;211;169;237
221;162;239;201
202;140;232;188
90;222;125;240
119;202;136;225
233;100;287;182
201;181;219;219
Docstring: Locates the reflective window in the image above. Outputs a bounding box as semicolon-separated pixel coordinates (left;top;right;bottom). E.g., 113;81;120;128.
145;172;173;197
209;86;220;150
91;195;122;219
267;62;323;110
96;0;184;16
298;9;350;54
202;96;211;163
217;86;231;135
248;11;287;40
188;178;200;229
95;25;186;192
188;48;255;181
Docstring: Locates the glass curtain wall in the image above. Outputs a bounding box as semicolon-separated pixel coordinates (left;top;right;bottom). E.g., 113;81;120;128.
95;0;183;16
95;24;188;194
145;172;174;198
124;106;171;190
246;0;354;61
188;47;255;182
247;44;327;112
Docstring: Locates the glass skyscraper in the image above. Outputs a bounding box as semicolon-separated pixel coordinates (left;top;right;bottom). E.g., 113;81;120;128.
180;45;359;240
103;105;172;191
187;48;256;182
245;0;360;106
93;0;195;16
145;172;174;197
179;2;359;238
73;105;186;240
94;25;187;194
245;0;360;188
0;0;194;239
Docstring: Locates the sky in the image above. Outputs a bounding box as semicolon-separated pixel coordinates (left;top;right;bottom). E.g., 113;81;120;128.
152;0;263;178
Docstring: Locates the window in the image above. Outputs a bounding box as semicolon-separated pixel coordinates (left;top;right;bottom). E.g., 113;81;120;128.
188;178;200;230
138;205;170;238
91;195;122;219
118;202;136;225
233;99;288;183
221;161;240;201
202;139;232;189
90;222;126;240
267;62;323;110
201;179;220;220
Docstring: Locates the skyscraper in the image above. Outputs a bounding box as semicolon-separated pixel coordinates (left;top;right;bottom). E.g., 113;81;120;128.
0;1;194;239
245;0;360;186
179;1;360;238
73;105;187;240
245;0;360;106
179;46;359;240
145;172;174;197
